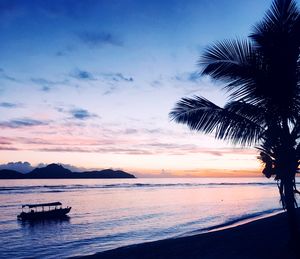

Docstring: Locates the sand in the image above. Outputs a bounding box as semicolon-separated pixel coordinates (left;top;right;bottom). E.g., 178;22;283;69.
77;209;300;259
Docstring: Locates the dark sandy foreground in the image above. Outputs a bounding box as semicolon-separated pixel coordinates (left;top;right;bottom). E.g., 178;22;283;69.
77;209;300;259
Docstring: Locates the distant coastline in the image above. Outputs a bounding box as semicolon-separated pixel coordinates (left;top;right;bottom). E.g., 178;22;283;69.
0;163;136;179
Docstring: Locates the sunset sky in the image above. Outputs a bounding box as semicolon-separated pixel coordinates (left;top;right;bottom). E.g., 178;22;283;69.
0;0;274;177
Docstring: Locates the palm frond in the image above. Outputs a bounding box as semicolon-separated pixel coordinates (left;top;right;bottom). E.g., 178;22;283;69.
199;39;271;106
251;0;300;47
169;96;264;146
224;101;266;126
200;39;253;82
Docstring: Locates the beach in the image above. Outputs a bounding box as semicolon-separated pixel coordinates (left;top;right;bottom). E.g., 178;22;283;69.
79;209;300;259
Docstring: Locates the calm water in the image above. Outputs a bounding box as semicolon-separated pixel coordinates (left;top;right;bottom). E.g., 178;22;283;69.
0;178;289;258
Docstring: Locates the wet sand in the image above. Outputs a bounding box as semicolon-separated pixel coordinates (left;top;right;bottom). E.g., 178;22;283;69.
77;209;300;259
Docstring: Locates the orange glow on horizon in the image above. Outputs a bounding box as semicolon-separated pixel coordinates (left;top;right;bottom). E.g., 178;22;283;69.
128;168;262;178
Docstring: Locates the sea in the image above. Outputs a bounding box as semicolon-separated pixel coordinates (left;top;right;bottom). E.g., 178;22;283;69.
0;177;293;258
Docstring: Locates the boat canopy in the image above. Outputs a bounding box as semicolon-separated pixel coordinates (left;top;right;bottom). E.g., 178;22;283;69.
22;202;62;208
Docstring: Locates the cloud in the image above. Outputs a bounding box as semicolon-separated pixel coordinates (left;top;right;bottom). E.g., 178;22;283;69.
70;69;95;80
0;161;34;173
70;108;98;120
0;137;13;145
37;147;154;155
151;80;162;88
57;106;99;120
38;147;94;153
103;73;133;82
33;142;232;156
0;130;256;157
187;72;201;82
31;77;69;91
0;102;21;108
0;146;19;151
0;118;48;128
103;86;118;95
78;31;123;48
100;73;134;95
124;128;138;134
55;45;75;57
68;69;134;95
0;68;18;82
41;86;51;92
173;71;201;83
31;78;59;85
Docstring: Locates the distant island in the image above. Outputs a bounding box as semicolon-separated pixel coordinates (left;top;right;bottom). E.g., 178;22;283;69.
0;163;136;179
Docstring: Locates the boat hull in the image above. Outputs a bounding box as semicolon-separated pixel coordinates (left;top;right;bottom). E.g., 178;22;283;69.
18;207;71;220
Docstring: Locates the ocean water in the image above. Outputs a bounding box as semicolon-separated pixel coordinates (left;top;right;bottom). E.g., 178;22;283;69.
0;178;290;258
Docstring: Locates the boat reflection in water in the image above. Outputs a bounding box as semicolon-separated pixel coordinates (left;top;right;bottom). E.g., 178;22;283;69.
17;202;71;221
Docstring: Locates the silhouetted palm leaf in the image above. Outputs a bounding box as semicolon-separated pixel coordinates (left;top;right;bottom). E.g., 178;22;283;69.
170;96;263;145
224;101;266;125
251;0;300;48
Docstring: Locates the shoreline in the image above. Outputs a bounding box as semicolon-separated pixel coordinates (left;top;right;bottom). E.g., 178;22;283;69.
76;209;300;259
180;208;283;237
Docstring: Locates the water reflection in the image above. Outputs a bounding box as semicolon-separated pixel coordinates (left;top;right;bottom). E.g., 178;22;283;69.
18;216;70;229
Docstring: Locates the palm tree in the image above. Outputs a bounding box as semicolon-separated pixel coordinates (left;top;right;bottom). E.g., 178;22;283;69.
170;0;300;241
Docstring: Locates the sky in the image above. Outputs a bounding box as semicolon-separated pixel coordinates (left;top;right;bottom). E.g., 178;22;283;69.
0;0;278;177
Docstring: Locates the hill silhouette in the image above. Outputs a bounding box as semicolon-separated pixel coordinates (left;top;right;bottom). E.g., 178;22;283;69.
0;163;135;179
0;169;25;179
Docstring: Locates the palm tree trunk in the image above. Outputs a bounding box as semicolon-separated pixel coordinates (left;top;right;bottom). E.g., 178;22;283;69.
282;177;299;242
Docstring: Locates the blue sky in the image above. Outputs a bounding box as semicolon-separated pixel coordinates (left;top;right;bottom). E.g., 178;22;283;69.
0;0;276;176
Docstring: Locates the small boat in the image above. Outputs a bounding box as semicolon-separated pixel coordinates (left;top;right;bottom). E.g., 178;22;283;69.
17;202;71;220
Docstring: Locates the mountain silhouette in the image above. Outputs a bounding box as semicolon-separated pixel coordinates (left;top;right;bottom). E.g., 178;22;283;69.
0;163;135;179
0;169;25;179
29;164;73;178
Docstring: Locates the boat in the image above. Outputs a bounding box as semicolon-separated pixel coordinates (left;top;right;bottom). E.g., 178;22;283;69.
17;202;71;220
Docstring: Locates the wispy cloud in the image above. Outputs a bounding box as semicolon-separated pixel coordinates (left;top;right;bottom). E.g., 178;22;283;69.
0;118;48;128
33;145;255;156
78;31;123;48
0;126;256;158
37;147;154;155
0;102;21;108
69;69;133;85
70;108;98;120
150;80;162;88
16;136;114;147
0;137;13;145
0;146;19;151
173;71;201;83
0;68;18;82
31;77;69;91
100;72;134;95
56;106;99;120
70;69;95;80
103;73;133;82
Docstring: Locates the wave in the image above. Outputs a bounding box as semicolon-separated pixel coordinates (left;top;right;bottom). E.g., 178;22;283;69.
186;208;282;236
0;181;293;194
